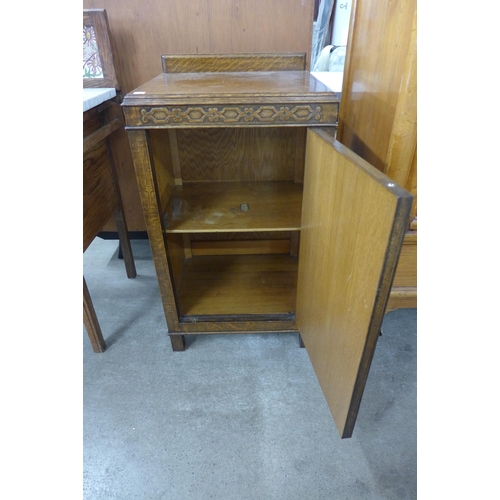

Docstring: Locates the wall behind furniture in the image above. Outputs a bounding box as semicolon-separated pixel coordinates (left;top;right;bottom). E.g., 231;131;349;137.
83;0;315;231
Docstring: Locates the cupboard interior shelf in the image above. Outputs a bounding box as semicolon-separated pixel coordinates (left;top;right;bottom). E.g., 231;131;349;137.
163;181;303;233
176;254;298;318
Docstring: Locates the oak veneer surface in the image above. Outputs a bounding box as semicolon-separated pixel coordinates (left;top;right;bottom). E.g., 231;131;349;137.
161;53;306;73
391;232;416;288
163;181;303;233
83;109;116;252
127;129;180;331
123;71;336;105
296;128;412;438
338;0;417;310
122;72;340;130
190;239;291;256
177;254;298;317
174;128;301;182
147;129;177;213
338;0;416;173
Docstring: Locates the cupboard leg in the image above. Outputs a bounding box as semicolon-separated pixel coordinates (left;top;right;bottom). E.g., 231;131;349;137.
299;334;305;348
83;277;106;353
170;334;186;351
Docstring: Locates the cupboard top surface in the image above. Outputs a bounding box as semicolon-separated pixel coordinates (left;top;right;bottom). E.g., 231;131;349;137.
122;71;340;106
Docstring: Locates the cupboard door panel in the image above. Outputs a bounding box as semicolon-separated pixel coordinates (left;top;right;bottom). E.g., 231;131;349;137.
296;128;412;438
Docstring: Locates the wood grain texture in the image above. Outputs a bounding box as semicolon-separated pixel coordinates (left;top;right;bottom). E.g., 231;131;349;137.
147;129;176;213
293;128;307;183
162;181;302;233
176;254;298;316
337;0;417;309
83;103;136;274
121;72;340;128
338;0;416;174
83;106;101;136
122;71;338;106
296;128;412;438
175;128;299;182
162;53;306;73
386;287;417;311
386;231;417;310
125;102;337;129
83;277;106;353
83;117;121;155
190;231;291;241
177;322;297;334
127;129;180;331
391;232;417;288
167;130;183;185
191;239;291;256
383;9;417;188
83;140;116;252
165;233;186;292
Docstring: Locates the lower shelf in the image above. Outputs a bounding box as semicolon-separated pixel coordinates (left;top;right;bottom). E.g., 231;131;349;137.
176;254;298;318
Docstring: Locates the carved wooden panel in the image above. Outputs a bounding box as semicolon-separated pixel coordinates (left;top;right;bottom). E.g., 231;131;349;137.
124;104;337;128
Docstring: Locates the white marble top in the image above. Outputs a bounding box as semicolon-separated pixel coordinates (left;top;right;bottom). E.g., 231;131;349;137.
310;72;344;93
83;88;117;112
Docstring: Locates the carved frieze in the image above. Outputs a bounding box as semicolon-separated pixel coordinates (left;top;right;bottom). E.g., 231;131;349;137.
139;105;324;125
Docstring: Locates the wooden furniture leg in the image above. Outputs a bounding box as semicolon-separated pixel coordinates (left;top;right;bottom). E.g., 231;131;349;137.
170;335;186;351
104;133;137;280
114;209;136;279
83;277;106;353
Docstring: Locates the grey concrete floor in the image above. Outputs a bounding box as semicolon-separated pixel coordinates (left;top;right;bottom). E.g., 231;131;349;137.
83;237;417;500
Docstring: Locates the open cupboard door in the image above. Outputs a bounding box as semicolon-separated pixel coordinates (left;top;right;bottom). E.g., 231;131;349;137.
296;128;413;438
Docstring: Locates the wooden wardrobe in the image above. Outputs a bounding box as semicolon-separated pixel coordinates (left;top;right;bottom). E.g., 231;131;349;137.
337;0;417;310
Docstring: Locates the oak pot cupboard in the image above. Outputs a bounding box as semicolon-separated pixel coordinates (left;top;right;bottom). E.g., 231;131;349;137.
122;53;412;438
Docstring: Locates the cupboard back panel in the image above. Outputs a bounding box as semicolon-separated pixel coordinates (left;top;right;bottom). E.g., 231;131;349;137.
176;254;298;317
175;128;301;182
189;231;295;257
190;231;291;241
